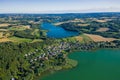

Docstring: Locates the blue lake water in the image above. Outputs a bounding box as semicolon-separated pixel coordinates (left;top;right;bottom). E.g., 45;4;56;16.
41;23;79;38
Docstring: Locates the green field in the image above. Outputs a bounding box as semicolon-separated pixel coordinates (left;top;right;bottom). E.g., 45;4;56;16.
9;37;33;43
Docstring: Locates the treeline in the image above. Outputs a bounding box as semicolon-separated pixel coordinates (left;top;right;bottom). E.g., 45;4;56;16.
0;39;69;80
0;42;42;80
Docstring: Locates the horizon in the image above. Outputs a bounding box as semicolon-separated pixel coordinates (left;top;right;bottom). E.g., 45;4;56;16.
0;0;120;13
0;12;120;14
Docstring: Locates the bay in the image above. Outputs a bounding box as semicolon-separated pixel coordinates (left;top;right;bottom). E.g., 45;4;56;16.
41;49;120;80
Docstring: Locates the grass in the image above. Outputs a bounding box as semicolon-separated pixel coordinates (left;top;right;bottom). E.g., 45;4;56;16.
96;28;109;32
8;25;30;31
0;32;11;38
84;34;116;42
0;32;3;38
74;36;83;42
0;38;12;43
31;39;43;43
0;23;10;27
70;33;93;43
9;36;43;43
0;36;43;43
62;59;78;69
9;37;32;43
74;34;92;43
96;19;107;23
0;29;8;31
77;23;90;27
8;27;26;31
31;29;40;37
54;19;85;26
81;34;92;42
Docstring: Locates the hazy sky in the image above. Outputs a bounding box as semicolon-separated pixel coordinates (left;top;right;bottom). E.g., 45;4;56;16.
0;0;120;13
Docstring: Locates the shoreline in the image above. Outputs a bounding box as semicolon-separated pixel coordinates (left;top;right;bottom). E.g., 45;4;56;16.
36;46;120;80
35;58;78;80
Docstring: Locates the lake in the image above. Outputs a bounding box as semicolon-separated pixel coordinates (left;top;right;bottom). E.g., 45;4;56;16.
41;49;120;80
41;23;79;38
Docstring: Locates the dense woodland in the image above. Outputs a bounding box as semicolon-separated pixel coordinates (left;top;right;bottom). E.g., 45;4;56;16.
0;39;77;80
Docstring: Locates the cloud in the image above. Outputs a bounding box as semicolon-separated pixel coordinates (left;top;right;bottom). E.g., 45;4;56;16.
78;7;120;12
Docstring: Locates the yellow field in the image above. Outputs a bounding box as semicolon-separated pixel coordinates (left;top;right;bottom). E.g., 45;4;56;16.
0;23;10;27
0;38;12;42
31;39;43;43
23;25;30;29
0;29;8;31
77;24;90;27
96;20;107;23
96;28;109;32
0;32;3;38
8;25;31;31
54;22;65;26
75;36;83;42
54;19;85;26
9;37;32;43
84;34;116;42
74;34;92;43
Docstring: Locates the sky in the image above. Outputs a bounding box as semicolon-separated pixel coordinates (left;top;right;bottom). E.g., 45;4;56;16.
0;0;120;13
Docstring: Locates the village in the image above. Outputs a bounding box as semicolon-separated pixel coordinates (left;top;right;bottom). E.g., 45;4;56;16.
24;40;120;71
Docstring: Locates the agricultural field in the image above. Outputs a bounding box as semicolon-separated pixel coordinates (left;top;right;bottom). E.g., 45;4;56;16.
0;15;47;43
57;14;120;39
0;23;10;27
74;34;92;43
96;28;109;32
9;37;33;43
0;38;12;42
84;34;116;42
8;25;31;31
